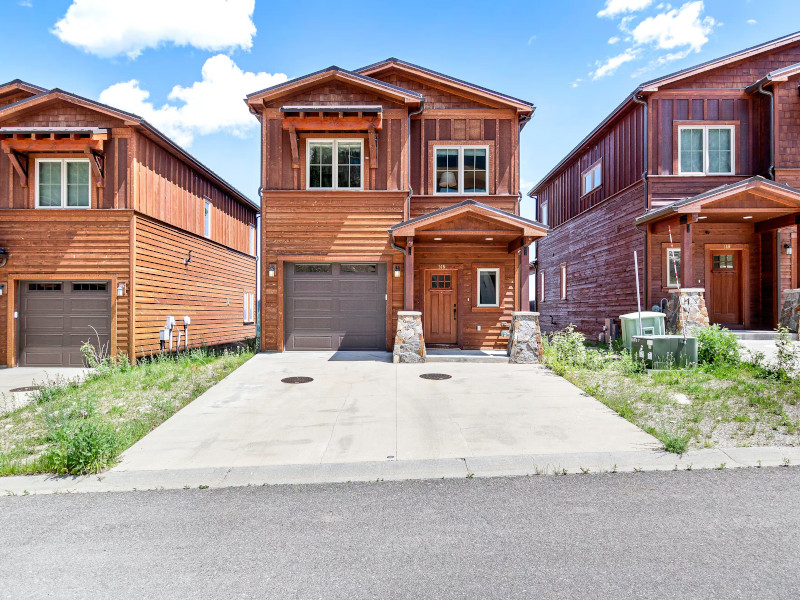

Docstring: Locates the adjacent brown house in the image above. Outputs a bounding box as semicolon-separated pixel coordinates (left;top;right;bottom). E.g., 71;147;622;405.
0;80;258;367
530;32;800;336
246;60;544;352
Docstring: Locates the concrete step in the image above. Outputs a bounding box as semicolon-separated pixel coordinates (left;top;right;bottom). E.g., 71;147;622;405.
732;330;798;341
425;349;509;363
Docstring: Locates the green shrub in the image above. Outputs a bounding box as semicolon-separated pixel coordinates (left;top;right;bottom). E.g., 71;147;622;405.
44;419;118;475
543;325;609;373
696;325;740;366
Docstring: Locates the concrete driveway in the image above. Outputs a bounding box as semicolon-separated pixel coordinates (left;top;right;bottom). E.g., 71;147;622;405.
116;352;658;472
0;367;88;414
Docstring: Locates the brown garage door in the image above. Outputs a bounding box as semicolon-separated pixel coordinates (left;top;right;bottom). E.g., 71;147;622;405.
19;281;111;367
284;262;386;351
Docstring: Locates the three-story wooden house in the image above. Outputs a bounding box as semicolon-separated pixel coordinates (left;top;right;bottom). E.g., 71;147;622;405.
247;60;544;352
531;32;800;335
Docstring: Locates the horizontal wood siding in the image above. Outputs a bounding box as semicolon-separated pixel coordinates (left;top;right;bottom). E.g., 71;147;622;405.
536;183;646;337
134;216;256;355
0;210;132;366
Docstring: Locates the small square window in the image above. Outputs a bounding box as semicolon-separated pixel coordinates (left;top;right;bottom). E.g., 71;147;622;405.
477;268;499;307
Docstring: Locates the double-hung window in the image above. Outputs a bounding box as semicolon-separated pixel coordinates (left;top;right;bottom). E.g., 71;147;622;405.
666;248;681;287
435;146;488;194
307;139;363;189
36;159;90;208
678;125;734;175
477;268;500;307
581;161;601;195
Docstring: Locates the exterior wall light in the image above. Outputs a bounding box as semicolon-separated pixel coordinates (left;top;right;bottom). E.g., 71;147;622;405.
394;265;401;278
268;264;276;277
117;282;126;297
784;243;793;256
0;248;7;268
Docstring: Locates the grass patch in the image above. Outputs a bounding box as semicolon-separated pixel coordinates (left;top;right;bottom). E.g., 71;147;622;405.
0;346;253;476
543;326;800;453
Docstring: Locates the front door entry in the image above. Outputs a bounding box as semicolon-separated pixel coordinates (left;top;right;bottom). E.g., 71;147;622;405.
708;251;743;327
424;269;458;344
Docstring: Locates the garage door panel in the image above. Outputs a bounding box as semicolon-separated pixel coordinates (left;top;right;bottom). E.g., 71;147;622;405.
285;262;386;351
20;280;111;367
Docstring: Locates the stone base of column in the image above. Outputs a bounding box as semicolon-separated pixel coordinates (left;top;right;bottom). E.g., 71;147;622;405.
666;288;710;335
778;289;800;332
507;311;543;364
393;311;426;363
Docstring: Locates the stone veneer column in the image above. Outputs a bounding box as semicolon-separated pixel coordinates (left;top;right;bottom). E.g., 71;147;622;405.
507;311;543;364
393;311;426;363
778;289;800;332
666;288;710;336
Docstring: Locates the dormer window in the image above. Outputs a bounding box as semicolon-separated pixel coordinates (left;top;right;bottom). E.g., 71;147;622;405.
307;139;363;190
434;146;488;194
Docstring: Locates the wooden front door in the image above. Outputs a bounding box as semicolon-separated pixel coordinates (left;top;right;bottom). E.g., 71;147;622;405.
708;251;743;326
424;269;458;344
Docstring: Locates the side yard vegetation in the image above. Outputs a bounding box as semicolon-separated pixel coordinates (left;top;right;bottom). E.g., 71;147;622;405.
544;325;800;454
0;344;253;476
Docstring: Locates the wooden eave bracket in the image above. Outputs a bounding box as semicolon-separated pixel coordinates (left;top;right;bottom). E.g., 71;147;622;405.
85;148;105;187
288;125;299;169
368;125;378;170
5;148;28;188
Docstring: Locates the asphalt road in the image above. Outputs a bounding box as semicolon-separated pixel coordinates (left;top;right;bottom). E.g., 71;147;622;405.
1;468;798;599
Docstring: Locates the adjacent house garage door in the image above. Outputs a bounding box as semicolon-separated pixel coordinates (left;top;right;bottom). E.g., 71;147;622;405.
19;281;111;367
284;262;386;351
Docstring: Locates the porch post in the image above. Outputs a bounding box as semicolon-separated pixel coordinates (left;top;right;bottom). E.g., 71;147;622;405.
680;216;694;288
519;246;530;310
795;220;800;290
404;238;414;310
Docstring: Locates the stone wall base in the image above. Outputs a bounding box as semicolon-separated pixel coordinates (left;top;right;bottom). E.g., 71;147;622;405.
779;289;800;333
507;311;543;364
666;288;710;336
393;311;426;363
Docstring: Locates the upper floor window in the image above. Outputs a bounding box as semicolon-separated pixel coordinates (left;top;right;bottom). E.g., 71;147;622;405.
204;199;212;238
560;264;567;300
435;146;488;194
307;139;362;189
36;159;90;209
581;161;601;195
249;226;256;256
540;201;548;226
679;125;734;175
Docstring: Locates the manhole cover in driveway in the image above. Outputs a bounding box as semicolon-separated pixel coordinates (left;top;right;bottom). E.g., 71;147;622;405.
281;377;314;384
419;373;452;380
10;386;40;393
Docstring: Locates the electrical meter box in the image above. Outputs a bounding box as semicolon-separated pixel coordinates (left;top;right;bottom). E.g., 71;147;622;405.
631;335;698;369
620;311;666;349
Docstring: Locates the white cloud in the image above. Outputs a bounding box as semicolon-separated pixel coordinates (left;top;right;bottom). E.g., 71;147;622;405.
747;18;757;24
608;36;621;44
598;0;653;18
98;55;287;147
631;1;716;52
571;78;584;88
630;48;692;77
52;0;256;59
19;0;33;6
591;48;640;79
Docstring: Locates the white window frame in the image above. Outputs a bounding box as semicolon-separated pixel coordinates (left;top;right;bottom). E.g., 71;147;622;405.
540;270;545;303
476;267;500;307
581;161;602;196
35;158;91;209
243;291;255;323
540;201;548;226
433;145;490;195
560;264;567;300
666;247;681;288
306;139;364;190
677;125;735;176
249;226;256;256
204;199;212;238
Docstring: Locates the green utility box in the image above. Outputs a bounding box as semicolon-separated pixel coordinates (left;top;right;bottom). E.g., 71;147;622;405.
631;335;698;369
620;311;666;349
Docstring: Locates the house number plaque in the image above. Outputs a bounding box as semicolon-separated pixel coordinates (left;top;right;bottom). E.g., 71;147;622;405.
438;264;446;269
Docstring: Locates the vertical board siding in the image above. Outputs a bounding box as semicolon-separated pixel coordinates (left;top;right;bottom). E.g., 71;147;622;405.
133;216;257;355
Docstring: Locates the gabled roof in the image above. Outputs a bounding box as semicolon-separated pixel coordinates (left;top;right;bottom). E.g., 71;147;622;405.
389;199;547;237
745;61;800;93
356;58;534;113
246;66;423;109
0;87;257;210
0;79;48;97
529;30;800;196
634;176;800;224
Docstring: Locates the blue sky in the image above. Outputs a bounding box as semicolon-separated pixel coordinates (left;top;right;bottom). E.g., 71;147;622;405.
1;0;797;219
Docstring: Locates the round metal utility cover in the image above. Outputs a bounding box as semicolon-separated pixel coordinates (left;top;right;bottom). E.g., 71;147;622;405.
281;376;314;384
10;386;40;393
419;373;452;380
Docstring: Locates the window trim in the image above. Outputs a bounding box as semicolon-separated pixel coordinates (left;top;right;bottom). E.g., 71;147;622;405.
204;199;212;238
306;138;364;190
580;160;602;197
539;270;545;303
249;226;256;256
560;264;567;300
476;267;500;307
539;201;548;226
666;247;681;288
35;158;92;209
677;124;735;176
433;145;490;196
243;291;255;324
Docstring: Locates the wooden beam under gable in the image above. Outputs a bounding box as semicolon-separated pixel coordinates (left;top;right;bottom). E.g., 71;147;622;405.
85;148;105;187
5;149;28;187
288;125;299;169
368;125;378;170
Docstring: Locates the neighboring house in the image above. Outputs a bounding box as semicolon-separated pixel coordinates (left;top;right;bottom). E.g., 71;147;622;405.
0;80;258;367
530;32;800;336
246;60;544;352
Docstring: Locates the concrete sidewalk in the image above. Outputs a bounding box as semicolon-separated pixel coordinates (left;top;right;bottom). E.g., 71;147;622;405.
2;446;799;496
